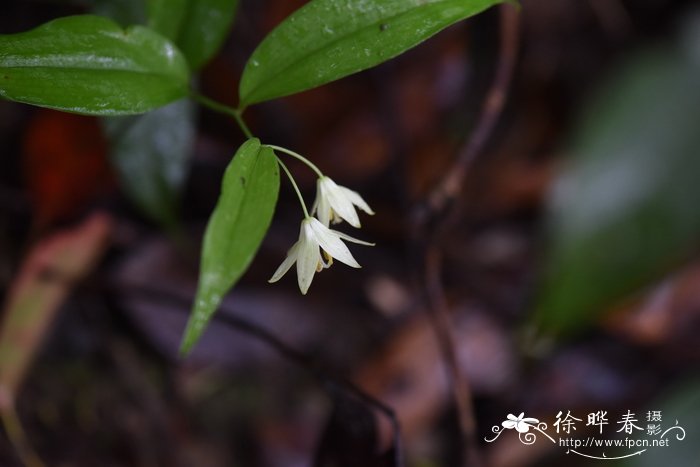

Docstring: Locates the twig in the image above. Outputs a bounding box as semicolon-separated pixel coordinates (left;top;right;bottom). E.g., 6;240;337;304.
116;282;403;466
413;5;520;467
214;312;403;466
424;247;481;467
416;4;520;236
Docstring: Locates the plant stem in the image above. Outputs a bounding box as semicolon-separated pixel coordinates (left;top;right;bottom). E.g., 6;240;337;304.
276;157;310;218
191;93;253;139
265;145;324;178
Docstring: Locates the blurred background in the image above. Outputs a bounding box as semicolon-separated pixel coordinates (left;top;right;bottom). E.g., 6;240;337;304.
1;0;700;466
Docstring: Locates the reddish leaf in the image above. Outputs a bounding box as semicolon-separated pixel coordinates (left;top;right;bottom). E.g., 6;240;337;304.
0;213;113;410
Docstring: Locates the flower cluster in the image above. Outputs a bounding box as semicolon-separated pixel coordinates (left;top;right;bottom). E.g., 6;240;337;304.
268;156;374;294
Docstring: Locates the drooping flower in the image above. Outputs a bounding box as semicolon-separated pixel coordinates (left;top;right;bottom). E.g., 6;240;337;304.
311;176;374;228
502;413;540;433
269;217;373;294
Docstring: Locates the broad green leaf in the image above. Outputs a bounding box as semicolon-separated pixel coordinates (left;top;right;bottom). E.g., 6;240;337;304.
147;0;188;40
534;41;700;334
176;0;239;70
0;15;189;116
239;0;505;107
180;139;280;354
102;99;195;228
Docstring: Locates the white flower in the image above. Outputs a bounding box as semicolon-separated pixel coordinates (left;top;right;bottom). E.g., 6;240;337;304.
311;176;374;228
269;217;373;294
502;413;540;433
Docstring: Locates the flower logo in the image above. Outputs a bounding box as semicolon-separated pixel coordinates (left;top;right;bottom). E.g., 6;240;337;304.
502;413;540;433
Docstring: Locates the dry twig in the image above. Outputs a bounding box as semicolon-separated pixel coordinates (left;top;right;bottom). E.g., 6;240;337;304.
413;5;520;466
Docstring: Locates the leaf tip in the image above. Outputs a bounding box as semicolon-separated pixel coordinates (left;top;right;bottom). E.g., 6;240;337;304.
178;341;192;358
177;323;198;358
178;298;211;358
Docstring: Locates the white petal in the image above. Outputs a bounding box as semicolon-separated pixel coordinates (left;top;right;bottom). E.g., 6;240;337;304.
312;179;334;227
296;223;321;294
323;178;361;228
502;421;517;429
307;218;361;268
318;194;332;227
310;180;322;216
340;186;374;215
268;242;300;283
333;230;375;246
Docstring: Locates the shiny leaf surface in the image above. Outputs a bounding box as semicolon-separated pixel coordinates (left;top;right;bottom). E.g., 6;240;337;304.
0;15;189;115
239;0;505;106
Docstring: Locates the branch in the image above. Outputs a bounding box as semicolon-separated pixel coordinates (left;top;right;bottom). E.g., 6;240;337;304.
414;4;520;239
116;282;403;466
412;5;520;467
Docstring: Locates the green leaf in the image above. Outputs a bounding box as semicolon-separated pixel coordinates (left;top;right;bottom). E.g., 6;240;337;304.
0;15;189;116
146;0;238;70
180;139;280;354
102;98;195;228
239;0;505;107
147;0;188;40
534;45;700;334
176;0;239;71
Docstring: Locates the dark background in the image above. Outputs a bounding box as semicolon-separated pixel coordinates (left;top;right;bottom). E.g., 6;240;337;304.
1;1;699;466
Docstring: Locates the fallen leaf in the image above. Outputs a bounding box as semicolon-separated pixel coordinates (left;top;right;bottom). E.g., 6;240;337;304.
0;213;113;410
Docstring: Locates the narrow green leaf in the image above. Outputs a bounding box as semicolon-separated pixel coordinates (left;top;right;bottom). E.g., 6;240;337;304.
180;139;280;354
239;0;505;107
176;0;239;70
534;45;700;334
102;99;195;228
0;15;189;115
147;0;188;40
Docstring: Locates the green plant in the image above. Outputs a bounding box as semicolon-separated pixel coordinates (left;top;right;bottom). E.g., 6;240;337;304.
0;0;508;354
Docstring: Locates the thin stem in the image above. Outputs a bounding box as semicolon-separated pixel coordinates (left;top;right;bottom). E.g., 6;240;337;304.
412;5;521;467
265;145;324;178
191;93;253;139
233;110;254;140
417;4;519;232
425;248;482;467
277;157;310;218
113;282;404;465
